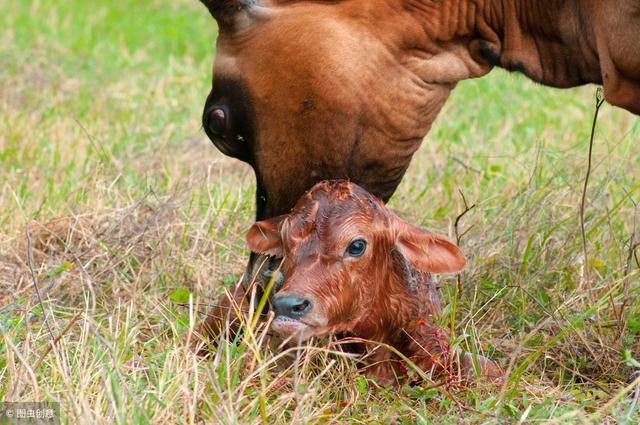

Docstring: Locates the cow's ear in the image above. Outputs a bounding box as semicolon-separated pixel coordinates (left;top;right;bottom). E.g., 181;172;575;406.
394;219;466;274
246;215;287;257
199;0;262;31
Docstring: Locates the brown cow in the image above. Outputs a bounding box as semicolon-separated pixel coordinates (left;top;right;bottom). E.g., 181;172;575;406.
200;0;640;222
244;180;501;385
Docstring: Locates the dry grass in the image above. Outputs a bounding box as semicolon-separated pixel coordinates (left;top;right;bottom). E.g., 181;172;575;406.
1;0;640;423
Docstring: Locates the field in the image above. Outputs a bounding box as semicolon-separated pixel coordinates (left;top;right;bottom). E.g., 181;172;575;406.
1;0;639;423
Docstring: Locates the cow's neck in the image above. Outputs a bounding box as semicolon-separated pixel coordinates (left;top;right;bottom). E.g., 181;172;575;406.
407;0;601;87
483;0;601;87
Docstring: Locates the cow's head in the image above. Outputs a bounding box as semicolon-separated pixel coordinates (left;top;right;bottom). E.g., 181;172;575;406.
200;0;492;219
245;180;466;340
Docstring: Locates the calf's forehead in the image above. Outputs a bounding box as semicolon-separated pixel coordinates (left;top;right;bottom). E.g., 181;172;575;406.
283;182;389;250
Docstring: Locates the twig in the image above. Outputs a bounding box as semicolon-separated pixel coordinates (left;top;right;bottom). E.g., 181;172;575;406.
32;312;82;371
449;157;482;174
454;189;476;245
579;88;605;289
452;190;476;342
25;224;56;343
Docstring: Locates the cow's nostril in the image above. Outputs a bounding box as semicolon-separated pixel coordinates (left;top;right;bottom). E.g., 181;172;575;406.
272;295;312;319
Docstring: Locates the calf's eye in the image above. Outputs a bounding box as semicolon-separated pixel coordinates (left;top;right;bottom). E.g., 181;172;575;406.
208;108;226;136
347;239;367;258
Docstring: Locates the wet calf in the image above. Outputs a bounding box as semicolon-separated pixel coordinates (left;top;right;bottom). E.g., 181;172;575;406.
246;180;501;385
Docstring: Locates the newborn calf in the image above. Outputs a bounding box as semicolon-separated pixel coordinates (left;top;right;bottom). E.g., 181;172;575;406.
246;180;500;385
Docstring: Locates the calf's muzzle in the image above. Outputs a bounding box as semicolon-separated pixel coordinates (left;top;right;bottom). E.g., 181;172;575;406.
272;295;312;320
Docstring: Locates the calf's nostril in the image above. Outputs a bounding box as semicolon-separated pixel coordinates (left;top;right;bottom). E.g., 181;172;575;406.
272;295;312;319
292;299;310;313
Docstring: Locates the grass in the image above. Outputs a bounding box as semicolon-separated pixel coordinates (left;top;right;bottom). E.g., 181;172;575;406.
1;0;639;423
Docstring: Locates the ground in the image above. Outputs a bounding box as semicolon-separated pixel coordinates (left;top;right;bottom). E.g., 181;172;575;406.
1;0;639;423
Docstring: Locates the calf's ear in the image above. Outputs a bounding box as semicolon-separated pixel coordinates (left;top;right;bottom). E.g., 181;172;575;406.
246;215;287;257
395;220;466;274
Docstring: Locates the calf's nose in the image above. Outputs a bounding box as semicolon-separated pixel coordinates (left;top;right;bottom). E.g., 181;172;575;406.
272;295;312;319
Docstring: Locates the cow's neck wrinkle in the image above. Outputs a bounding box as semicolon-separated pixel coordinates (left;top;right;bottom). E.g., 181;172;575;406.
403;0;601;87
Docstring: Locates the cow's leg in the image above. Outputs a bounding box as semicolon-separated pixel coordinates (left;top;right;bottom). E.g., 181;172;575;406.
407;321;503;384
189;255;284;354
460;352;503;383
362;345;403;387
189;279;250;354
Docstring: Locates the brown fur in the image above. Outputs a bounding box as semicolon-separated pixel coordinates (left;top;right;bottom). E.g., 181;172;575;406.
188;278;250;355
244;180;501;385
201;0;640;221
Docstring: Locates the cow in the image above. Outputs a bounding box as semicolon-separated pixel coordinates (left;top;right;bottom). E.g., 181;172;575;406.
196;0;640;316
200;0;639;219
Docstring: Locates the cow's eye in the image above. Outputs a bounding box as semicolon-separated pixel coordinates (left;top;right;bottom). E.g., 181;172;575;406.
208;108;226;136
347;239;367;258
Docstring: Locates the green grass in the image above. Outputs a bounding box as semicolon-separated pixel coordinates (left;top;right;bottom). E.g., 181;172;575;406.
1;0;639;423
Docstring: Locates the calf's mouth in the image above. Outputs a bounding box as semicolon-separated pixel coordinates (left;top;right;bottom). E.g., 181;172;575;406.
271;316;311;335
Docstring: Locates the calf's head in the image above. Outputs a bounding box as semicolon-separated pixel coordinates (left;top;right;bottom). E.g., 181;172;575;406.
246;180;465;340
